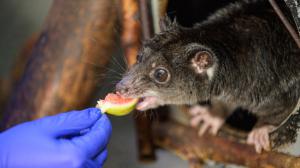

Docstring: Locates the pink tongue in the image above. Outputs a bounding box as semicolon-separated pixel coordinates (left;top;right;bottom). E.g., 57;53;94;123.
136;97;158;111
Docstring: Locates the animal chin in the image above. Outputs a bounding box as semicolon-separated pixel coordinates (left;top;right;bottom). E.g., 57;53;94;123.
136;96;162;111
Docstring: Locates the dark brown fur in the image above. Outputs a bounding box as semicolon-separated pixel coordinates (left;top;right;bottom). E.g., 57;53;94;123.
117;0;300;130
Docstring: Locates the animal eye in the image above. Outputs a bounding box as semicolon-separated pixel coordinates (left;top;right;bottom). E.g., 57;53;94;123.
153;68;170;83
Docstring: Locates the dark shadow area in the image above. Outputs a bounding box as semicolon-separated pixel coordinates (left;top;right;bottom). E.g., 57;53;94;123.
167;0;236;27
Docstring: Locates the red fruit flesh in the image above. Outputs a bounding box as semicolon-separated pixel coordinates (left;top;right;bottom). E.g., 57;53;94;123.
104;93;135;104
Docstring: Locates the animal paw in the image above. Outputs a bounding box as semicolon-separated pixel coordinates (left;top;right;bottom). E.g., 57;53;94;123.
247;125;275;153
189;105;225;136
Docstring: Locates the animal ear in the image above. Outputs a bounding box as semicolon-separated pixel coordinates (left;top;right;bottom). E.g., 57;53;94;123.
159;16;179;31
190;51;214;74
159;16;172;31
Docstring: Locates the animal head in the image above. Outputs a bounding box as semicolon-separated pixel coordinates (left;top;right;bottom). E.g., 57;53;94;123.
116;18;218;110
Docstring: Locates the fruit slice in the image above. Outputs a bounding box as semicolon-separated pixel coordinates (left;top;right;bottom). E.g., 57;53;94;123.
96;93;138;116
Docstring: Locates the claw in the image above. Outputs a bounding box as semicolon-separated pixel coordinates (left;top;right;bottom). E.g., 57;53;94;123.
189;105;224;136
247;125;275;153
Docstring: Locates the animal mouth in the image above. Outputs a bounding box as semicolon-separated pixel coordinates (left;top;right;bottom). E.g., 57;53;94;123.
117;91;162;111
136;96;160;111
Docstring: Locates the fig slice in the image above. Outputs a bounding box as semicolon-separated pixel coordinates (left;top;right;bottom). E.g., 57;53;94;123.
96;93;138;116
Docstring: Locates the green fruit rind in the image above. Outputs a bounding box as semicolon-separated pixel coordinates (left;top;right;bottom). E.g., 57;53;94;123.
96;99;138;116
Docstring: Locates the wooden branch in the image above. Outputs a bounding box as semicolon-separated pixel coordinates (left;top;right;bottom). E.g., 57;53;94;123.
284;0;300;35
1;0;116;129
138;0;157;161
151;0;169;33
157;0;169;18
120;0;142;66
0;33;38;117
120;0;157;161
269;0;300;48
139;0;154;39
133;111;156;162
152;120;300;168
10;33;39;86
137;1;156;160
0;78;9;118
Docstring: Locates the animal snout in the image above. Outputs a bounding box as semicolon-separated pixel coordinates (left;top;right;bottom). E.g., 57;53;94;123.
116;79;130;94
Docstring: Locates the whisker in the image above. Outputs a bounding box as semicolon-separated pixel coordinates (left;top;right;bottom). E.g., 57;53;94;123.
84;58;125;76
133;110;142;119
120;53;129;69
111;55;126;72
102;67;124;77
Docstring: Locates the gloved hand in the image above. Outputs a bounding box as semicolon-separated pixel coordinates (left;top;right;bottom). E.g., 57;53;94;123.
0;108;111;168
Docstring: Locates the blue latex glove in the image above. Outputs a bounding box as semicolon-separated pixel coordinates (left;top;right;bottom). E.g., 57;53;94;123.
0;108;111;168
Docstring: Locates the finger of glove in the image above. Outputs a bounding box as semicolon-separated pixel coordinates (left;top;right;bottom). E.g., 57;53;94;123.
94;149;108;167
82;160;99;168
36;108;101;137
71;114;112;158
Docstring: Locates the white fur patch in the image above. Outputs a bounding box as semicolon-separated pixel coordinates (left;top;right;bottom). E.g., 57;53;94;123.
206;64;216;80
152;62;156;68
191;61;216;80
